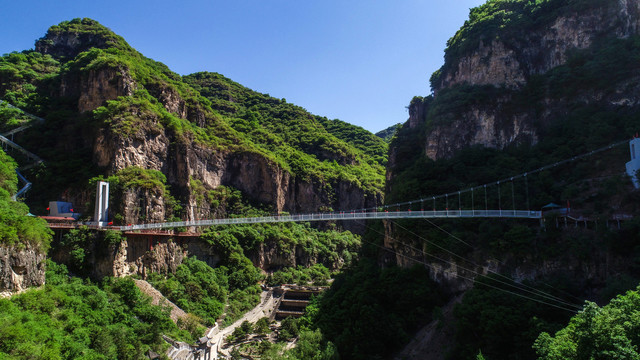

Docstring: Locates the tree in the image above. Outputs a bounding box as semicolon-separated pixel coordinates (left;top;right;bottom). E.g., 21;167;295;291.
254;317;271;336
279;317;299;341
534;286;640;359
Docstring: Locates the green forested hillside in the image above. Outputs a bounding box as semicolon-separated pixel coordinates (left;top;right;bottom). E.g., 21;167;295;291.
374;123;401;143
0;149;51;250
0;18;386;215
0;261;192;359
183;72;386;189
535;286;640;359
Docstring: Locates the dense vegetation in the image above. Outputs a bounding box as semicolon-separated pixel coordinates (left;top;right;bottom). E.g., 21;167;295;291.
374;123;401;143
533;287;640;359
0;261;193;359
0;148;51;250
184;72;386;191
266;264;332;287
449;275;574;359
206;220;361;270
142;186;361;329
311;250;445;360
147;256;259;327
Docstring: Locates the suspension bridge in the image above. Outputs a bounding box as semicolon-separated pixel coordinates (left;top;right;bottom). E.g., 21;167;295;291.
1;101;633;231
3;103;633;315
104;137;627;231
112;209;542;231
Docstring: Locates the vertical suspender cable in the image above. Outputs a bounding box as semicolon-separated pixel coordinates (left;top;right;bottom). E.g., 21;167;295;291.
498;181;502;215
511;177;515;212
484;185;488;211
525;173;530;211
458;191;461;211
472;188;475;213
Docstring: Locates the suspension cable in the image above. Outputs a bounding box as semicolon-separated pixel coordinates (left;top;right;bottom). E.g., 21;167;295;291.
366;221;581;312
387;221;582;310
377;139;627;212
498;181;502;212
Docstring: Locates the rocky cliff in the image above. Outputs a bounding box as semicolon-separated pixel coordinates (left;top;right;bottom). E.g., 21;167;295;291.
386;0;640;291
433;0;640;92
401;0;640;163
1;19;383;229
0;245;46;297
0;18;383;285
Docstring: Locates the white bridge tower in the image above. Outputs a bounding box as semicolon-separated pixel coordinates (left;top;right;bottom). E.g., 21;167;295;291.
94;181;109;226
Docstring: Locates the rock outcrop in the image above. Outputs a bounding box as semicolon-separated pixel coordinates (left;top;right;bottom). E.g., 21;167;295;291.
434;0;640;92
75;68;135;113
0;245;46;297
385;0;640;293
30;21;381;229
92;122;378;225
404;0;640;162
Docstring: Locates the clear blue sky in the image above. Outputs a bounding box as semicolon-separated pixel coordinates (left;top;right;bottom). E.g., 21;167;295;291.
1;0;486;133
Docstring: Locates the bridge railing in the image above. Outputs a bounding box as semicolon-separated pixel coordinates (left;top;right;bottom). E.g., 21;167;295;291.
117;210;542;231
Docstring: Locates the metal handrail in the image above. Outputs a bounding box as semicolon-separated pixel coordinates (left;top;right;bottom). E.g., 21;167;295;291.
117;210;542;231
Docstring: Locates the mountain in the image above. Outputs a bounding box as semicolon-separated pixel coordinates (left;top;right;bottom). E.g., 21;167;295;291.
0;18;388;299
375;123;401;143
316;0;640;359
5;3;640;358
0;18;387;358
395;0;640;163
390;0;640;358
0;18;386;228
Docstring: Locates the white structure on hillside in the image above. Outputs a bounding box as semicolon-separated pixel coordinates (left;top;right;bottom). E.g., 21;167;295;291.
626;138;640;188
94;181;110;226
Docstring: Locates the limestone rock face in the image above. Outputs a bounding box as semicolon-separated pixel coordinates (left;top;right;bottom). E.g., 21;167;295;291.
422;98;538;161
400;1;640;162
384;0;640;291
76;68;135;113
88;238;186;279
435;1;640;92
36;31;109;59
0;245;46;297
440;40;525;90
90;110;378;226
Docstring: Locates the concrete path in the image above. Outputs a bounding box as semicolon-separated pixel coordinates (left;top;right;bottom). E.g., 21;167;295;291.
209;290;278;358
